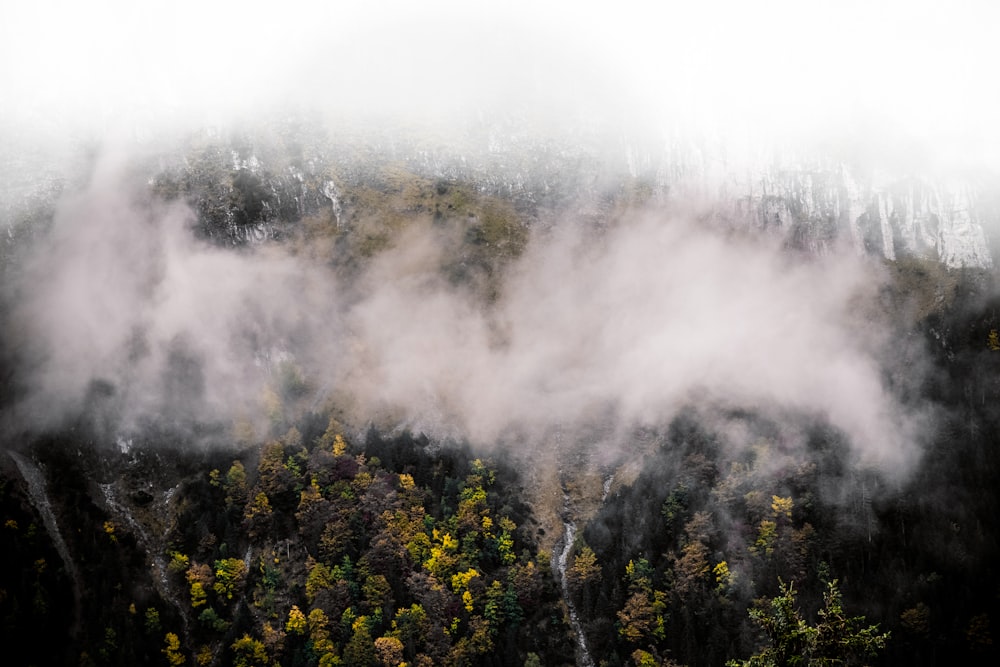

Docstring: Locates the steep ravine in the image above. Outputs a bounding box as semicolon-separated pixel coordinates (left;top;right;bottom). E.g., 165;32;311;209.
8;450;83;638
99;479;192;643
555;487;595;667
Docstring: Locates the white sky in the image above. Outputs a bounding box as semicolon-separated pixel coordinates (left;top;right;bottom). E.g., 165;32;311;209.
2;0;999;170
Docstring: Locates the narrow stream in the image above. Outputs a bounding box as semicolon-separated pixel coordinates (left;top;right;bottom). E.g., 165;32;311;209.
8;450;83;638
556;488;595;667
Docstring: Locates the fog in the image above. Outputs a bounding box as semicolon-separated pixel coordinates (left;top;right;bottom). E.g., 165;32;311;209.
3;1;999;170
0;144;926;480
351;213;923;470
3;0;988;477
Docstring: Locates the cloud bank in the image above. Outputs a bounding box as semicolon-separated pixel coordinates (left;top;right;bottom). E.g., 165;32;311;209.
2;1;962;479
3;154;925;476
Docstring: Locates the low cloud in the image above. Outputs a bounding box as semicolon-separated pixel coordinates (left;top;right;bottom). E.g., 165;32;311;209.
345;212;925;472
3;154;928;479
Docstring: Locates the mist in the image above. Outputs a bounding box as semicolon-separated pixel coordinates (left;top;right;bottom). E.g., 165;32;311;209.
7;8;1000;667
0;142;926;484
4;1;1000;172
5;0;989;476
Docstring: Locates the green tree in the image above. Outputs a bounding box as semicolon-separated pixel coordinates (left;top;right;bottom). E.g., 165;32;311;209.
343;618;376;666
231;634;269;667
727;579;889;667
812;581;890;664
199;607;230;632
305;558;334;605
391;602;428;650
145;607;162;634
224;461;249;507
214;558;248;600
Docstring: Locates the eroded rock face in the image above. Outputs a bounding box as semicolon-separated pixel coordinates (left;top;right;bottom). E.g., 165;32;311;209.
4;118;996;270
625;138;995;268
727;164;993;268
152;139;343;247
162;126;997;268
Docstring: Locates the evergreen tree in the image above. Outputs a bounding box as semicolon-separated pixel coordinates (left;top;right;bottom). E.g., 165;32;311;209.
728;580;888;667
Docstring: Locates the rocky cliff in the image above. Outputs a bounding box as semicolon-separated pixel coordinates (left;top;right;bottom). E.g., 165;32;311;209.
138;122;996;271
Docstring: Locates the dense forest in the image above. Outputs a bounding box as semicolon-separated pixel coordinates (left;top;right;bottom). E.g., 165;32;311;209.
1;417;574;666
2;129;1000;667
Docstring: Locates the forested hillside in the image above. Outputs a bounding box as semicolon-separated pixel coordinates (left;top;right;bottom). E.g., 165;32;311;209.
2;130;999;667
1;419;575;666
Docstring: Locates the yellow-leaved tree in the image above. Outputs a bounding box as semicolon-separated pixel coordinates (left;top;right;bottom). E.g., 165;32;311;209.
285;605;306;635
162;632;185;666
